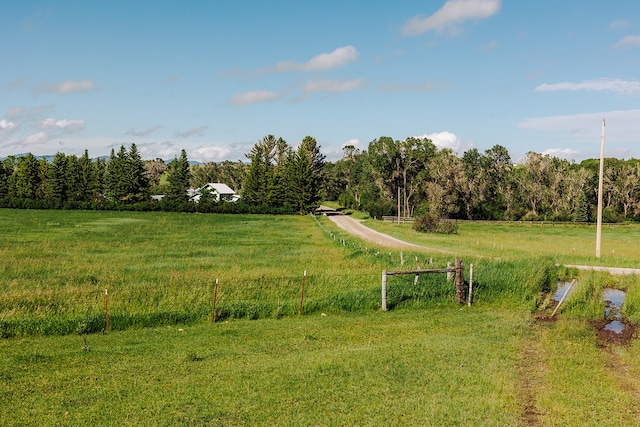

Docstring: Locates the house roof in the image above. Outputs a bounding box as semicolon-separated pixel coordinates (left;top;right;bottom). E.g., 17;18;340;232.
200;183;235;194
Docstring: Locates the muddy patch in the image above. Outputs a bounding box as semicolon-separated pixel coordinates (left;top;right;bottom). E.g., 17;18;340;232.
591;319;637;346
592;288;637;346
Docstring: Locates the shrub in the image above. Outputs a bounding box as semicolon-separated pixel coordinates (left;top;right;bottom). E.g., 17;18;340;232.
412;214;458;234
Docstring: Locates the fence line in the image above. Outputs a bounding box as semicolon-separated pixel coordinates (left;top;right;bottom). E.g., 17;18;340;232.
381;259;465;311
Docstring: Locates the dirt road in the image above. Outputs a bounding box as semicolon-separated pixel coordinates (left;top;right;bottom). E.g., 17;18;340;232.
326;212;640;275
327;214;424;250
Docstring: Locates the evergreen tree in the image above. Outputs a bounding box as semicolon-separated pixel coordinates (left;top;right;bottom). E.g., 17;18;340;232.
3;157;17;198
266;138;292;207
574;190;590;223
289;136;325;213
243;135;279;205
77;150;97;202
125;143;150;202
48;152;68;205
104;146;127;202
0;160;9;199
66;154;80;201
15;153;40;199
166;149;191;202
36;159;49;200
92;158;106;201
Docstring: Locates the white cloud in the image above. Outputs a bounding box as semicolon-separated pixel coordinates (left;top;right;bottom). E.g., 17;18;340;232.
192;145;233;162
175;126;208;138
23;131;49;145
342;138;361;149
536;78;640;96
541;148;580;158
415;131;464;151
226;90;282;106
261;46;359;73
41;118;85;132
303;78;364;94
613;35;640;48
319;139;362;161
36;79;96;94
517;109;640;144
402;0;501;36
0;119;17;131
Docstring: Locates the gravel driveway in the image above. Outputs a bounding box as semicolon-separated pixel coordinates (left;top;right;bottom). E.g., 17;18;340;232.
327;215;424;250
326;212;640;274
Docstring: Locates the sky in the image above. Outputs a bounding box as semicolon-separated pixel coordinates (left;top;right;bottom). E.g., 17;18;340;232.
1;0;639;164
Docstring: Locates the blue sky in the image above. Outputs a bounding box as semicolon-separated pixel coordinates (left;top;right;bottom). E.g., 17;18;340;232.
1;0;639;163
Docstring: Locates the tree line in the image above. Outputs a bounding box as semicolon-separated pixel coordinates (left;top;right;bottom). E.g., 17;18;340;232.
325;136;640;223
1;135;639;222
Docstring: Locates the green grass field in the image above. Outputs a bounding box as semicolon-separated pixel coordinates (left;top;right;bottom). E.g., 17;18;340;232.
2;209;640;426
365;218;640;266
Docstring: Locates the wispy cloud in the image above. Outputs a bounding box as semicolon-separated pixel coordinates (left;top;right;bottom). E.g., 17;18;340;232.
613;35;640;48
23;131;49;145
175;126;208;138
126;126;163;137
536;78;640;96
35;79;96;94
482;40;498;51
226;90;283;106
517;110;640;144
379;81;449;92
259;46;359;73
402;0;501;36
610;20;630;30
302;78;364;94
41;118;84;132
7;79;27;90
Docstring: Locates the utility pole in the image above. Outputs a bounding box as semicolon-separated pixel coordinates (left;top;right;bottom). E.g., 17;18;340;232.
596;119;605;258
397;186;401;224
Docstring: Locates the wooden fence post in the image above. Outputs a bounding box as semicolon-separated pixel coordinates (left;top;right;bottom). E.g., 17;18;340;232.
468;264;473;307
212;278;219;322
455;259;465;304
105;289;109;332
447;261;453;281
299;270;307;316
382;270;388;311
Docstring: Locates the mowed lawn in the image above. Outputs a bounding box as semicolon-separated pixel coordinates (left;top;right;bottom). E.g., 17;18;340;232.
2;209;640;426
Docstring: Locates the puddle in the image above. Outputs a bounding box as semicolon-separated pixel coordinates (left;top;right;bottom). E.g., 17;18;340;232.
553;281;575;301
603;288;626;334
604;320;625;333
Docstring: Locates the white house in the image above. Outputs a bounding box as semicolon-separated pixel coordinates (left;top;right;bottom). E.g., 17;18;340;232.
190;183;240;203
